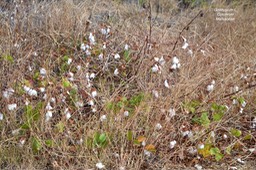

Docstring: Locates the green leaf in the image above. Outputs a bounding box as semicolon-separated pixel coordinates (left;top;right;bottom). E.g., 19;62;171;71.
124;50;130;62
99;133;106;143
200;112;211;127
230;128;242;137
45;139;54;147
62;78;71;88
32;137;42;153
127;130;133;141
213;112;224;121
2;55;14;63
244;134;252;140
210;147;223;161
63;55;69;61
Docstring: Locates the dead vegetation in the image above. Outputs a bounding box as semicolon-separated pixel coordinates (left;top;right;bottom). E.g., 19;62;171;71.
0;0;256;169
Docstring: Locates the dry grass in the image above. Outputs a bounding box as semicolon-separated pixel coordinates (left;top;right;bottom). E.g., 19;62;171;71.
0;0;256;169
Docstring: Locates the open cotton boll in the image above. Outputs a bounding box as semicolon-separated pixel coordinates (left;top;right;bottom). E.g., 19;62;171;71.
67;58;72;65
0;113;3;121
169;108;176;118
164;79;170;88
80;43;86;51
152;90;159;98
8;103;17;111
182;41;189;49
155;123;162;130
3;88;15;99
124;44;129;50
96;162;105;169
114;68;119;76
172;56;179;64
89;33;96;45
170;140;177;149
91;90;97;98
45;110;53;121
114;53;120;60
151;64;159;73
206;84;214;92
40;68;47;76
124;111;129;117
100;115;107;122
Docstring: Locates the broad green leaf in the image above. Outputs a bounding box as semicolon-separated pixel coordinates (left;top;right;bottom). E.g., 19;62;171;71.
45;139;54;147
230;128;242;137
200;112;210;127
2;55;14;63
243;134;252;140
213;112;224;121
210;147;223;161
99;133;106;143
62;78;71;88
32;137;42;153
124;50;130;62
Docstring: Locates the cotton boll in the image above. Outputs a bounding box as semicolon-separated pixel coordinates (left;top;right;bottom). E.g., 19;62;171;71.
124;44;129;51
170;140;177;149
169;108;176;118
152;90;159;98
90;73;96;79
0;113;3;121
114;68;119;76
8;103;17;111
124;111;129;117
100;115;107;122
114;53;120;60
67;58;72;65
155;123;162;130
96;162;105;169
206;84;214;92
80;43;86;51
89;33;96;45
164;80;170;88
40;68;46;76
45;110;53;121
151;64;159;73
172;57;179;64
182;42;189;49
91;90;97;98
3;88;15;99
